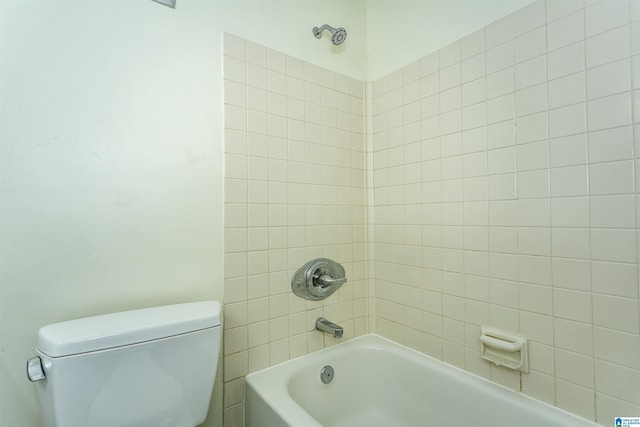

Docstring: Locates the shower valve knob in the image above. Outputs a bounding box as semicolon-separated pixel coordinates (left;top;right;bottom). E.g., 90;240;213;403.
291;258;348;301
314;273;347;288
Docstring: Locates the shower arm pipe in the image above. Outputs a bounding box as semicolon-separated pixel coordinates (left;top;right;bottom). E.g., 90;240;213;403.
313;25;334;39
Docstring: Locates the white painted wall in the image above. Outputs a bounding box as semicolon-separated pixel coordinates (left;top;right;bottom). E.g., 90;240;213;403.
0;1;365;426
366;0;535;79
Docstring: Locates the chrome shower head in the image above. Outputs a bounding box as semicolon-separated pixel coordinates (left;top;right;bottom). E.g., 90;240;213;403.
312;24;347;46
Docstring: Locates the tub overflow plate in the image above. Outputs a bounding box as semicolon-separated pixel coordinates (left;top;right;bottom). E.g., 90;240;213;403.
320;365;335;384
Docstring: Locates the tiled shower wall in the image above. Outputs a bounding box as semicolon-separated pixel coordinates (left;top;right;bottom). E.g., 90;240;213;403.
224;0;640;425
371;0;640;424
222;34;368;425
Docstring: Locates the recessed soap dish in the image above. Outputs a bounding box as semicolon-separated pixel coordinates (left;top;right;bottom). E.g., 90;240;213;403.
480;326;528;373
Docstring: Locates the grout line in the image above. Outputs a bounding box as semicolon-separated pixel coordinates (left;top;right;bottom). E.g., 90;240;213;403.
579;3;599;421
628;0;640;356
544;0;559;407
365;79;377;335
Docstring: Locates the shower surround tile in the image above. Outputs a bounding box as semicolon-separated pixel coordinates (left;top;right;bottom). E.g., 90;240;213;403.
222;32;367;425
370;1;639;426
223;1;640;425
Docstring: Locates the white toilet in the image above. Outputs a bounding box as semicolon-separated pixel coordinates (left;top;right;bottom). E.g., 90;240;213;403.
26;301;222;427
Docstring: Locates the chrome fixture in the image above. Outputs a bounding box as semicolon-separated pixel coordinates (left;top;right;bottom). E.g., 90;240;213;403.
320;365;335;384
26;356;45;382
312;24;347;45
291;258;347;301
152;0;175;9
316;317;343;339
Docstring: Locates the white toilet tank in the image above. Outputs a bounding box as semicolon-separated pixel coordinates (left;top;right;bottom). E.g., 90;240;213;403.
27;301;222;427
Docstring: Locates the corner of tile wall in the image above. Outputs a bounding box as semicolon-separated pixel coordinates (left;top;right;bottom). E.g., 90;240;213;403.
222;0;640;423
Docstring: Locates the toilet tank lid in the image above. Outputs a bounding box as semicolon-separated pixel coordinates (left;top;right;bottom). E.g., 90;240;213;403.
37;301;222;357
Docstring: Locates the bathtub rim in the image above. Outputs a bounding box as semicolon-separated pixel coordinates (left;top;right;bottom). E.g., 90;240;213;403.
244;333;600;427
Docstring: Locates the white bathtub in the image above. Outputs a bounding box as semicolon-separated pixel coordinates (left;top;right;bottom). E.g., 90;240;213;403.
245;334;598;427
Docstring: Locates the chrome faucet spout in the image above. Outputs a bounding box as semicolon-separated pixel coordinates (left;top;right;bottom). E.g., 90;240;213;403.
315;317;344;339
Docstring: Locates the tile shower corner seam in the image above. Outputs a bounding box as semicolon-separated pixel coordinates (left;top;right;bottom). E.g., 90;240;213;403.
365;79;377;333
627;0;640;370
543;4;560;406
579;5;598;420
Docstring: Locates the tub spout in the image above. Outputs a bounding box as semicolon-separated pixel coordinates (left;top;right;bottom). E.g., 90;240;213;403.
315;317;343;339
